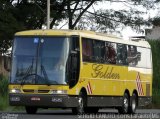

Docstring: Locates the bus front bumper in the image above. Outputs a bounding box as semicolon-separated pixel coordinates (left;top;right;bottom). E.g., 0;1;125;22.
9;94;78;108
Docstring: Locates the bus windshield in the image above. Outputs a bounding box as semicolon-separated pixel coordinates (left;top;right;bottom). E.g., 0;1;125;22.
11;37;69;85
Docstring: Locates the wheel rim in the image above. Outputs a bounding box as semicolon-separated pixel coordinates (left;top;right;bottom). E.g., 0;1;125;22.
132;97;136;112
124;97;129;113
78;97;84;113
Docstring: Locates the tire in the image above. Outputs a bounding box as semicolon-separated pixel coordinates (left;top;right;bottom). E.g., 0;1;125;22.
118;93;130;114
25;106;38;114
128;93;137;114
72;92;86;114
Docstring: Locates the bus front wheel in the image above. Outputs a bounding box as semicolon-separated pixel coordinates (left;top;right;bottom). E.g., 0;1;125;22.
25;106;38;114
72;92;86;114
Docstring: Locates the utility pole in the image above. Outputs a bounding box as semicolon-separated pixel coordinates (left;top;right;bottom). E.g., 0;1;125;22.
47;0;50;29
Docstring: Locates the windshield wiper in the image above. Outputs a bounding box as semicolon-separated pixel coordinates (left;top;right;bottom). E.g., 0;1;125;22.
20;59;34;85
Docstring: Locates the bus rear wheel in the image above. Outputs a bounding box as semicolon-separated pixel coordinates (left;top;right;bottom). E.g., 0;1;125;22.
128;93;138;114
25;106;38;114
118;93;129;114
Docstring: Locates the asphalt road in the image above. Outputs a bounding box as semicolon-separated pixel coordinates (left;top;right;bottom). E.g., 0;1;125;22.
0;109;160;119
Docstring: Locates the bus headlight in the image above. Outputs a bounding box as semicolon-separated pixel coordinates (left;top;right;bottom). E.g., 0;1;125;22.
50;90;67;95
10;89;21;93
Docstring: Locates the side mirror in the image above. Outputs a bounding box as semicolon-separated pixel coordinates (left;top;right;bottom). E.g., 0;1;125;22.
4;56;11;72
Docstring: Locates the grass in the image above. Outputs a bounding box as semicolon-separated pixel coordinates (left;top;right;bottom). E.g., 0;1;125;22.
0;75;9;111
152;89;160;105
0;95;9;110
0;75;25;111
148;40;160;107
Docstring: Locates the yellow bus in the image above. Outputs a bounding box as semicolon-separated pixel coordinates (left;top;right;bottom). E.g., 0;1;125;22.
9;30;152;114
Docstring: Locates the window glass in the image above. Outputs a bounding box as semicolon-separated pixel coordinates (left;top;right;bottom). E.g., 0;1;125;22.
136;47;146;68
105;42;116;64
82;38;93;62
11;37;69;85
146;49;152;68
127;45;139;66
93;40;105;63
127;45;148;68
117;44;128;65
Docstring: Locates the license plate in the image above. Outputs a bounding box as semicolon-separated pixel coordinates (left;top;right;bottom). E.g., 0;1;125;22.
31;97;40;101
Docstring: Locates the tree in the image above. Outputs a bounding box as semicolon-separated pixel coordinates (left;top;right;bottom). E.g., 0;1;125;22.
0;0;160;55
63;0;97;29
0;1;24;55
10;0;99;29
13;0;47;29
49;0;159;32
74;0;159;33
52;0;160;32
151;17;160;27
11;0;160;31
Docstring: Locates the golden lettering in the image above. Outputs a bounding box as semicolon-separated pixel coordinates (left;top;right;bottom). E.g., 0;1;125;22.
91;64;120;79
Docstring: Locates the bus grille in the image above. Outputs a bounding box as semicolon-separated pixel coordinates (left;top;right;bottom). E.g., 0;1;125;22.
23;89;34;93
23;89;49;93
38;90;49;93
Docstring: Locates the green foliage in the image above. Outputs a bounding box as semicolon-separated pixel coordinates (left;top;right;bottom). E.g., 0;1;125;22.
0;0;160;54
15;3;46;29
151;17;160;27
0;1;111;54
0;75;9;96
0;95;9;110
77;0;158;33
0;75;9;110
83;9;149;33
0;1;25;55
148;40;160;105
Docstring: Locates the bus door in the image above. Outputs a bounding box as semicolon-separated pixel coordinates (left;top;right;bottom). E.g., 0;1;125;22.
67;36;80;88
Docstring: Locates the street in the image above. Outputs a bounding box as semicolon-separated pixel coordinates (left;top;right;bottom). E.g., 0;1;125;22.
0;109;160;119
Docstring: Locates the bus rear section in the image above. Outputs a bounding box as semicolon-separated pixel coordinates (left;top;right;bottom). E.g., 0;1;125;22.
80;36;152;114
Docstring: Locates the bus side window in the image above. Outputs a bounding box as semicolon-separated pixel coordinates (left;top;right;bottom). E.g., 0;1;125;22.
82;38;93;62
127;45;140;66
93;40;105;63
128;45;134;66
117;44;127;65
105;42;116;64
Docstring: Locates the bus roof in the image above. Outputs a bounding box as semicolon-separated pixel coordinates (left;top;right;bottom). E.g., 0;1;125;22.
15;29;150;48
